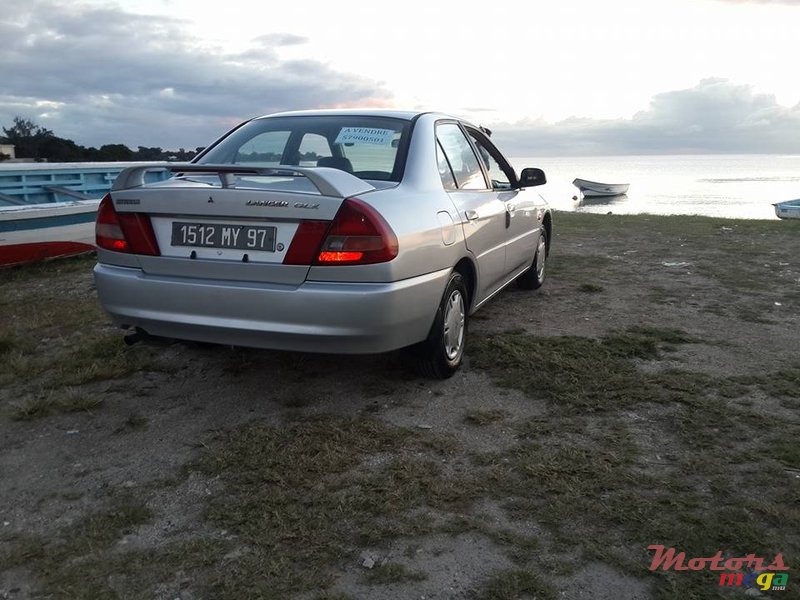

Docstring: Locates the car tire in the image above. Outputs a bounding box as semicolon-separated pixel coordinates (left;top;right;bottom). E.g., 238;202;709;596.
409;271;468;379
517;230;547;290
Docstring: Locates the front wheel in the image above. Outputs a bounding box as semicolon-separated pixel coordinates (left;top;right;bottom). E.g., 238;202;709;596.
517;230;547;290
408;271;467;379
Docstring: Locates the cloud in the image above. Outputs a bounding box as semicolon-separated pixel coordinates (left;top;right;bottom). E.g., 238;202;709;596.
712;0;800;4
0;0;390;149
492;79;800;156
252;33;309;47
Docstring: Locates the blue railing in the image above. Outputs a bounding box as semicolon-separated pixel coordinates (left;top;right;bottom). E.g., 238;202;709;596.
0;162;171;206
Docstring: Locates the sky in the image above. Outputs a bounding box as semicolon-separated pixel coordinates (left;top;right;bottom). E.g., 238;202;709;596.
1;0;799;156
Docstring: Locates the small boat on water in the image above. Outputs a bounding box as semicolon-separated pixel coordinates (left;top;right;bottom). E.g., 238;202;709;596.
773;199;800;220
573;178;630;197
0;162;169;266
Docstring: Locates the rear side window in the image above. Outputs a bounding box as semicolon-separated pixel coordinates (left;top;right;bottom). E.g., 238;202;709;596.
200;116;410;182
234;131;290;165
435;123;487;190
436;141;458;190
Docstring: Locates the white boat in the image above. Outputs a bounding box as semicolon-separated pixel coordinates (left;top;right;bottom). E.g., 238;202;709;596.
773;199;800;220
0;199;100;266
0;162;171;267
573;178;630;197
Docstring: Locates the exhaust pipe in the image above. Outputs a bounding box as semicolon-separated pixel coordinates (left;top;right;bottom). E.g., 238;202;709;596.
123;327;151;346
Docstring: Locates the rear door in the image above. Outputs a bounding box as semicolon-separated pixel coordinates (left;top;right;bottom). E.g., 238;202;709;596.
436;122;507;302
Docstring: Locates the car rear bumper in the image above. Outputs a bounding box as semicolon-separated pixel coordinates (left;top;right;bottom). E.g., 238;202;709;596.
93;263;449;354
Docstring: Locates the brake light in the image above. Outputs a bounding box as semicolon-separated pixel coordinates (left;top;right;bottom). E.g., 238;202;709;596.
95;194;160;255
283;221;329;265
96;194;127;251
317;198;398;264
282;198;398;266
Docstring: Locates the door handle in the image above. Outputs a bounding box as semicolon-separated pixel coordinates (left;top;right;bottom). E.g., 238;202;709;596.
465;210;479;221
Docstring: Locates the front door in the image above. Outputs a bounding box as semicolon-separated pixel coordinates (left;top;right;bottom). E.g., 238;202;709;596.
465;127;540;276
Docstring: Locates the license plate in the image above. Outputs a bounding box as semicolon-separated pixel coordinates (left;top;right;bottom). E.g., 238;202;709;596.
171;222;276;251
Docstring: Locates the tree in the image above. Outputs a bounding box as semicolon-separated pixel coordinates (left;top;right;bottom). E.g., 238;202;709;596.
2;116;53;142
135;146;164;160
0;116;195;163
39;136;83;162
2;116;55;160
97;144;134;161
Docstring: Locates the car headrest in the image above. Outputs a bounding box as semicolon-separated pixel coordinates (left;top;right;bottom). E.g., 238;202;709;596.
317;156;354;173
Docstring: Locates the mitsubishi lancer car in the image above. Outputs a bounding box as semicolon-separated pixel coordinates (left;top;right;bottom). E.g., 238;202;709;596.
93;110;552;378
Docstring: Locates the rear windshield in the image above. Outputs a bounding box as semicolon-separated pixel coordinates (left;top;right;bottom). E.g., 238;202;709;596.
197;115;411;182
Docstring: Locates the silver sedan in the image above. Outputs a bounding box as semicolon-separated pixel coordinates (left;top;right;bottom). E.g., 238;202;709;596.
94;110;552;377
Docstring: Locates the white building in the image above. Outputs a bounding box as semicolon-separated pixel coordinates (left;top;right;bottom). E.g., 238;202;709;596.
0;144;15;160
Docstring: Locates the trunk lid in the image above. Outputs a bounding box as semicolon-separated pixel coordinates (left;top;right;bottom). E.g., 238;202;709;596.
109;164;375;285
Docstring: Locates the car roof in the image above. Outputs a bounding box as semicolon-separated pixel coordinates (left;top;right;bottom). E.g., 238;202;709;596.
255;108;452;122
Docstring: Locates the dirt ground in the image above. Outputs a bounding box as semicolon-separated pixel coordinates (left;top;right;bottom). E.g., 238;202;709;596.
1;212;798;600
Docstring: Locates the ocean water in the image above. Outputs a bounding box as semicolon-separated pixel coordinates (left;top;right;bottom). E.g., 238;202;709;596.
508;154;800;220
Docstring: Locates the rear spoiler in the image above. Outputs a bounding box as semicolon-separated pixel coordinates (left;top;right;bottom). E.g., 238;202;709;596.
111;163;376;199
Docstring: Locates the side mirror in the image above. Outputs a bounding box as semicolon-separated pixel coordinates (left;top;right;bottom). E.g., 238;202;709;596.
518;167;546;188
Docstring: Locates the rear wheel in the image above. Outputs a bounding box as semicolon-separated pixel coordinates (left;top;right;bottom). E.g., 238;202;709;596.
409;271;467;379
517;230;547;290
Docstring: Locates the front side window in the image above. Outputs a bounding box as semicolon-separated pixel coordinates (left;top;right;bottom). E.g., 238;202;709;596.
200;116;410;182
435;123;487;190
467;130;513;190
298;133;332;165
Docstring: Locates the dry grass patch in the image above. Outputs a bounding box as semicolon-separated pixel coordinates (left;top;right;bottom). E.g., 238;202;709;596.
470;327;799;598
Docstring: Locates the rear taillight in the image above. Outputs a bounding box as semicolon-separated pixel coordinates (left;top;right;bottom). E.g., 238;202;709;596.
283;221;329;265
283;198;398;266
96;194;127;251
95;194;160;256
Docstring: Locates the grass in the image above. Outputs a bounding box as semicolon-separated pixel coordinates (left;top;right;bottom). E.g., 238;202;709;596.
577;283;604;293
49;334;153;387
465;408;510;426
187;417;482;598
553;212;800;298
760;436;800;468
0;333;19;355
469;325;799;597
0;495;158;599
10;388;103;420
470;327;700;412
363;563;427;584
547;255;616;280
439;515;540;565
0;254;170;418
0;253;96;284
752;366;800;400
474;569;556;600
1;333;157;418
116;412;149;433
